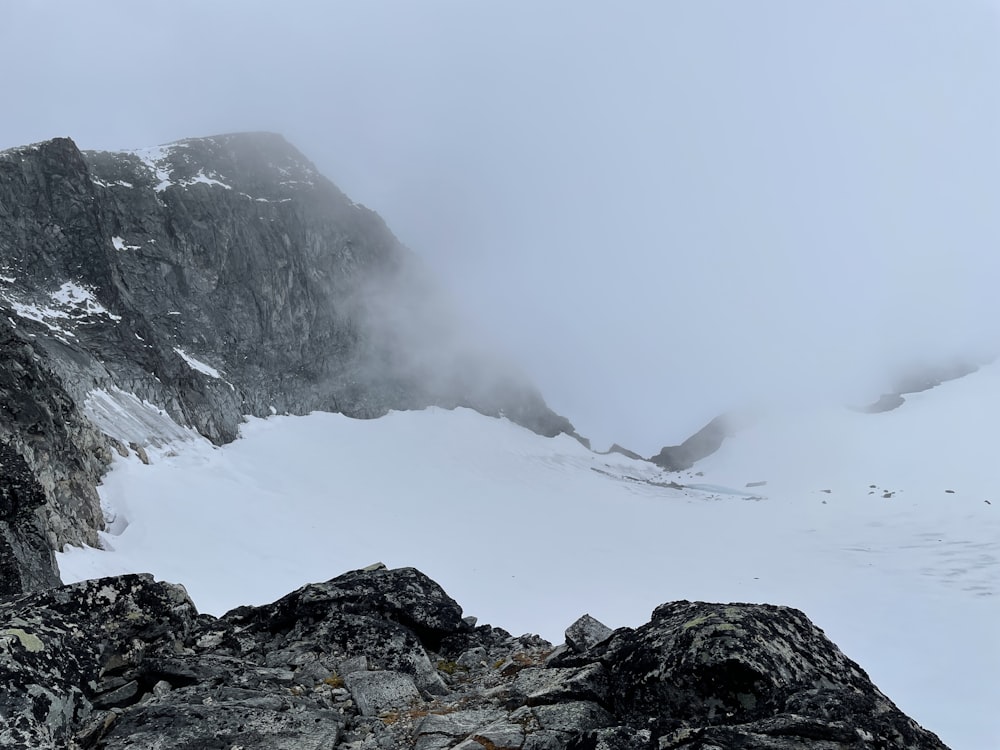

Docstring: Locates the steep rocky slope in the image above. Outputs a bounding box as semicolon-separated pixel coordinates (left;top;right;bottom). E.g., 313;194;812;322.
0;566;947;750
0;133;572;595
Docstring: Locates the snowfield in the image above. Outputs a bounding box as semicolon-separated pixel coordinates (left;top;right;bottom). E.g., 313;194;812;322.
58;364;1000;749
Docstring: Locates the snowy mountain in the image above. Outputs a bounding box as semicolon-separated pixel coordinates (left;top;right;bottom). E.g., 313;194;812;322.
0;134;572;596
0;133;993;748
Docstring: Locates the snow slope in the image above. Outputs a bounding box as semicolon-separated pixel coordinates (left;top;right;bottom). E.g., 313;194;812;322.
58;365;1000;749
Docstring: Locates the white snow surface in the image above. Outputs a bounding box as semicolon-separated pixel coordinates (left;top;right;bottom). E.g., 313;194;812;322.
58;365;1000;749
173;347;222;379
50;282;122;321
1;280;121;337
83;387;201;448
185;170;231;190
125;143;231;193
111;236;140;252
128;144;175;192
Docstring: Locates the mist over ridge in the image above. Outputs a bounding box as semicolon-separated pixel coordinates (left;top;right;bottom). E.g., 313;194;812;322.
3;2;1000;453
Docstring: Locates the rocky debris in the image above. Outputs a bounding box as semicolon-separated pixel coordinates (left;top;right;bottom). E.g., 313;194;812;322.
0;574;194;749
0;133;574;595
0;566;948;749
566;601;946;747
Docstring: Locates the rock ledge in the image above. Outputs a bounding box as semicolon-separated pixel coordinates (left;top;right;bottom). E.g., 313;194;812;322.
0;566;947;749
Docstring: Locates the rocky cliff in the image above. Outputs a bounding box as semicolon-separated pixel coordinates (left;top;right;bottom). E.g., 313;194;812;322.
0;566;947;750
0;133;573;595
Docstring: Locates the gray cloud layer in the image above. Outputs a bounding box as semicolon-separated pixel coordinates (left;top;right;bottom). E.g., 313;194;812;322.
4;1;999;451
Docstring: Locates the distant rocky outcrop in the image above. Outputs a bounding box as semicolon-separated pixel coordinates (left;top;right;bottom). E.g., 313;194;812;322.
859;359;985;414
0;133;573;595
0;566;947;749
649;415;731;471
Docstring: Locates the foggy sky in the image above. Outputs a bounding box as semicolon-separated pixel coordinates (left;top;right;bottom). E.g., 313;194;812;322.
4;1;1000;452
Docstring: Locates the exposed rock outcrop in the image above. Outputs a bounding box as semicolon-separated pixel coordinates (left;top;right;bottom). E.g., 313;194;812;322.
0;317;111;595
649;415;731;471
0;133;573;595
0;566;948;749
859;359;986;414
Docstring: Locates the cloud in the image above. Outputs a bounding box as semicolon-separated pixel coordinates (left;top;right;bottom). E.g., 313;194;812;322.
3;1;1000;453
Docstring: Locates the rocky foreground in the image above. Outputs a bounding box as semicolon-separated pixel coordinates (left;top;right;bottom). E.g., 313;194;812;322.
0;565;945;749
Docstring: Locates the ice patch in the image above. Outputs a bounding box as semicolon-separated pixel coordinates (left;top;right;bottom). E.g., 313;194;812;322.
124;143;234;193
111;236;141;252
173;348;222;379
50;282;122;321
183;171;231;190
127;145;174;192
92;177;134;189
83;386;202;449
7;300;75;336
1;280;121;335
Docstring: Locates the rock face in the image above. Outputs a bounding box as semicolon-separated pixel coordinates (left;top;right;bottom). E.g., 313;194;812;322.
649;415;731;471
0;133;573;595
0;318;111;596
0;566;946;749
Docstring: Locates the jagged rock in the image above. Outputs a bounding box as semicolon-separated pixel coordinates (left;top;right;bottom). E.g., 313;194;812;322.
0;566;949;749
0;574;195;749
509;664;609;707
564;614;613;653
567;726;653;750
0;439;58;597
0;318;110;597
590;600;947;748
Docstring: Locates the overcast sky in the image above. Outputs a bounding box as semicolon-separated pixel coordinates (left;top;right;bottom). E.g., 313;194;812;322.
4;1;1000;452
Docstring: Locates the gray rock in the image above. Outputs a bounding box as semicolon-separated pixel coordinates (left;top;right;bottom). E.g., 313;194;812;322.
98;698;344;750
0;574;195;749
566;726;653;750
0;558;951;748
600;600;948;748
0;544;944;750
649;415;731;471
345;670;422;716
510;664;609;706
531;701;614;733
565;614;613;653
